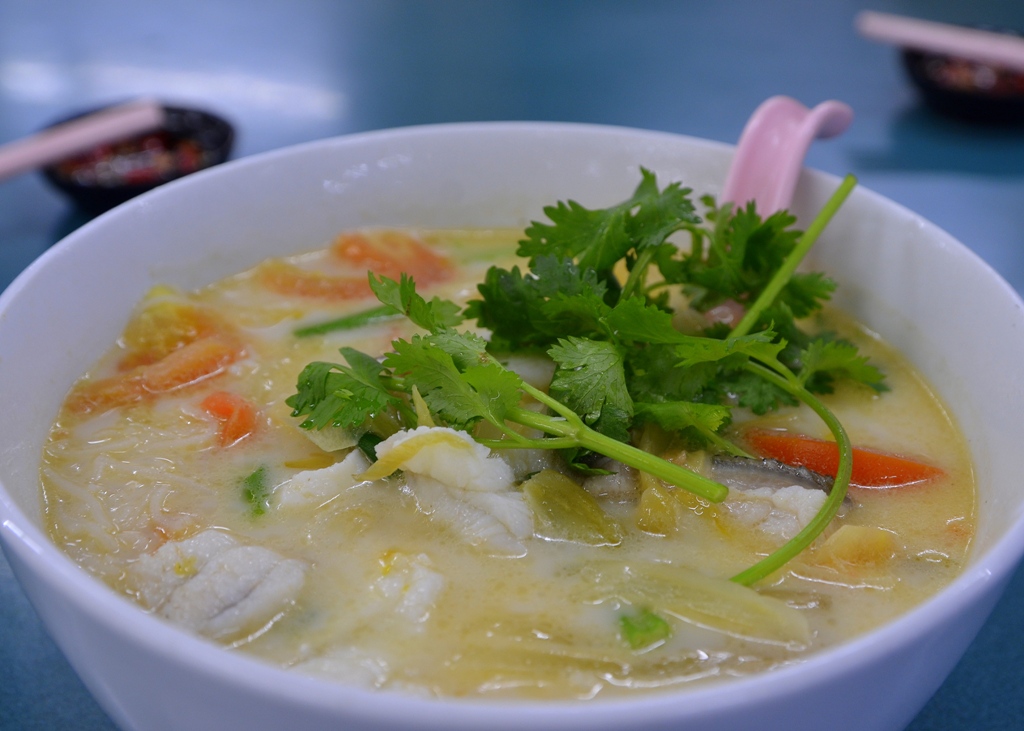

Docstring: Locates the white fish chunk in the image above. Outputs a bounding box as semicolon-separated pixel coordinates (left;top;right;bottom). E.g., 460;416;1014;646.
131;530;306;640
373;552;446;625
372;427;533;554
372;426;514;492
275;449;371;509
293;553;445;684
724;485;827;542
404;475;534;555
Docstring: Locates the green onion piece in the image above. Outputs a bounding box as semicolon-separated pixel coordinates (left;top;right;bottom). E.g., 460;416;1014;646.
242;465;270;516
731;174;857;339
293;304;400;338
619;607;672;650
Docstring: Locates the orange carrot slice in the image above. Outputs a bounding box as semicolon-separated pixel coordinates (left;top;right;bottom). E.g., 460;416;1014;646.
66;373;147;414
67;334;245;415
141;334;243;393
259;232;454;301
745;429;944;488
258;261;370;300
201;390;258;446
332;231;454;286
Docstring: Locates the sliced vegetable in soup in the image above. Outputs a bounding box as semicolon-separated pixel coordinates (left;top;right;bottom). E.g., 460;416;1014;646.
40;172;974;698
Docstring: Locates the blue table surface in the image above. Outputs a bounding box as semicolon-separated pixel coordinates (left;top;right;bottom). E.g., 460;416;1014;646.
3;1;1024;728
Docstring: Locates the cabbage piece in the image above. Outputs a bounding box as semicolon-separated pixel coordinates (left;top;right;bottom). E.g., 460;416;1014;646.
523;469;623;546
302;424;359;452
575;560;810;647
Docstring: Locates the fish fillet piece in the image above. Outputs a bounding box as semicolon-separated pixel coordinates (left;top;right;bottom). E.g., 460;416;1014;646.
404;475;533;555
724;485;827;542
370;426;514;491
131;529;306;640
374;551;446;626
368;426;532;553
276;448;371;509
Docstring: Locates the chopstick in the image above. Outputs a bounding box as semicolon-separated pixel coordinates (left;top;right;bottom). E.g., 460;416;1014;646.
856;11;1024;72
0;98;165;182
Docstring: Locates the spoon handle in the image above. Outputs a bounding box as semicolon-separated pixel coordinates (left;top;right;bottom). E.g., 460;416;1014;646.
722;96;852;215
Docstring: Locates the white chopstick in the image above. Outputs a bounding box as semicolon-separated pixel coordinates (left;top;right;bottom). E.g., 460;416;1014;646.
0;98;165;182
856;10;1024;73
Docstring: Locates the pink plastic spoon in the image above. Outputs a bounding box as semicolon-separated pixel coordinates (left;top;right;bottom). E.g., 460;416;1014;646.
721;96;853;214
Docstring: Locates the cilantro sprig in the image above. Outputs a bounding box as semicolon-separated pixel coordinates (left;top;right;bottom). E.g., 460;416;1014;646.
287;273;730;502
288;170;879;584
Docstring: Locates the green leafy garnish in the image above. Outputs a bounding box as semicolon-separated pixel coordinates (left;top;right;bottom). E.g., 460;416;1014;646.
548;337;633;442
287;277;729;502
288;169;873;584
517;168;697;276
242;465;270;517
289;347;409;431
619;607;672;650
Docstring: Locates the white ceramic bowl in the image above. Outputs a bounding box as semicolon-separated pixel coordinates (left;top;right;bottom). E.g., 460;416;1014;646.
2;123;1024;731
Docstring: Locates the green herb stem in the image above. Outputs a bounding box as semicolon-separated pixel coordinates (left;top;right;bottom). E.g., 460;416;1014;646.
293;304;400;338
477;436;580;451
620;247;657;300
702;429;754;458
507;406;729;503
729;362;852;586
731;174;857;339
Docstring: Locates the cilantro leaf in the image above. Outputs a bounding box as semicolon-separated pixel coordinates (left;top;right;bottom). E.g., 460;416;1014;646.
548;337;633;441
518;168;698;275
781;272;836;319
369;273;462;333
798;339;889;393
385;336;520;430
670;200;829;336
286;347;400;430
427;330;493;371
538;292;611;340
519;195;632;274
626;344;721;405
604;297;683;344
634;400;731;434
720;368;798;415
465;256;608;351
673;330;786;369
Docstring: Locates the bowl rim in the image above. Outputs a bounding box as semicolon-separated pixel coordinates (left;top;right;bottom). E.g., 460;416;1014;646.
4;119;1024;727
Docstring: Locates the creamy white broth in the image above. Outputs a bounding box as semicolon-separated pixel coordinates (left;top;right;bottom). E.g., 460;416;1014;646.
41;228;974;698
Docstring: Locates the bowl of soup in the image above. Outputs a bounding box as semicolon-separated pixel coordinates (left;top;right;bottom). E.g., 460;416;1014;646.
1;122;1023;731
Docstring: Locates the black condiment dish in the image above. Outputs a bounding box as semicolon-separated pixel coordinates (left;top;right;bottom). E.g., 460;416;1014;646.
902;40;1024;124
42;104;234;215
